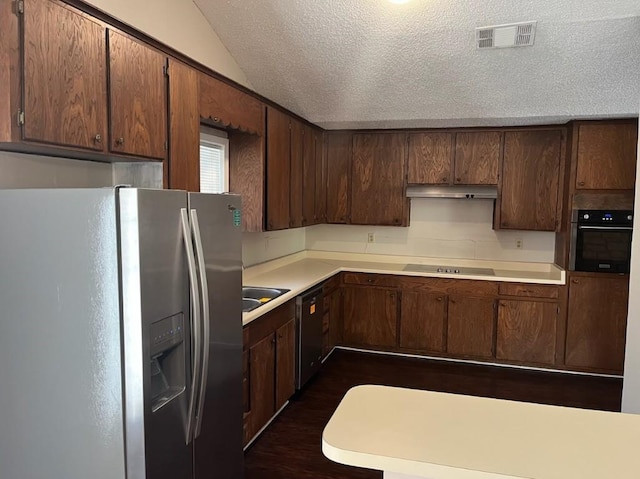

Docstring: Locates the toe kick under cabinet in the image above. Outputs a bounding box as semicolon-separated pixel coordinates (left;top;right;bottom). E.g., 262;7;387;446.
339;273;564;370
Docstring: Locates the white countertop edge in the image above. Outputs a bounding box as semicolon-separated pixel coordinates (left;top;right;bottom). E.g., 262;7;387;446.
322;440;523;479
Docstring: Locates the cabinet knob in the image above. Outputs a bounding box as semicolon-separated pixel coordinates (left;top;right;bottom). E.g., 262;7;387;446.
213;116;220;122
367;278;373;283
94;134;102;143
393;218;400;224
441;177;448;183
572;279;579;284
116;137;125;146
271;338;276;344
437;297;443;302
578;181;585;187
456;177;462;182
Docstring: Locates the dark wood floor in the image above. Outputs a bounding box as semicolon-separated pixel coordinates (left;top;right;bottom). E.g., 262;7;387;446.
244;349;623;479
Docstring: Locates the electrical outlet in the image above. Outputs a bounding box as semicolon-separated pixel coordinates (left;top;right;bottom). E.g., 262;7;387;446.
515;238;523;249
367;233;375;243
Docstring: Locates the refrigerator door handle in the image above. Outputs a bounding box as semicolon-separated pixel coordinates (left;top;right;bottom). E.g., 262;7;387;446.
181;208;202;446
190;209;211;439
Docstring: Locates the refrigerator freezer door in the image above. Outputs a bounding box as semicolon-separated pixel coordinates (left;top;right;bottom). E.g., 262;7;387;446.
188;193;244;479
119;188;193;479
0;189;126;479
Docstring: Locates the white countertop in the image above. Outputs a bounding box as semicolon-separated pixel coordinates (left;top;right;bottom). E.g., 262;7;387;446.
242;251;565;326
322;385;640;479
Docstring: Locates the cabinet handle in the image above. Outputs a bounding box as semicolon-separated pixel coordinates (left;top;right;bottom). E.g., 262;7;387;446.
116;137;125;146
94;134;102;144
572;279;579;284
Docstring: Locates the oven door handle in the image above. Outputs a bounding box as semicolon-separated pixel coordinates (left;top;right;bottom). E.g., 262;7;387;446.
578;225;633;231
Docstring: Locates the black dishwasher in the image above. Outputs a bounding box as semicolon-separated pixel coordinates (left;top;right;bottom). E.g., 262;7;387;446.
295;284;324;390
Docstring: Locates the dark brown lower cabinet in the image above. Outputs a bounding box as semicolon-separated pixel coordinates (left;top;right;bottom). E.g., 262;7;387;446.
565;274;629;373
447;295;496;359
342;287;398;348
399;291;446;352
496;300;557;365
242;301;296;446
322;281;343;358
275;319;296;410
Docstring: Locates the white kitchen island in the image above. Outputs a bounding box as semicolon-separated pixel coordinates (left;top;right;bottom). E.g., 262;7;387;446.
322;385;640;479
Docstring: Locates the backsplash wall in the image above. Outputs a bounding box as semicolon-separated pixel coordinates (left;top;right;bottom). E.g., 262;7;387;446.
242;229;306;266
305;198;556;263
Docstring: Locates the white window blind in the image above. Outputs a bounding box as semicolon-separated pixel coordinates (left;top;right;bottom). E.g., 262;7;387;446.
199;130;228;194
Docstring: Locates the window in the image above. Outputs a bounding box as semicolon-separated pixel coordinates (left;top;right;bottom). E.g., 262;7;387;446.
199;127;229;193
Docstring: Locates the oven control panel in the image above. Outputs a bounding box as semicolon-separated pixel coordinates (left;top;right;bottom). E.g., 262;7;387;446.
576;210;633;226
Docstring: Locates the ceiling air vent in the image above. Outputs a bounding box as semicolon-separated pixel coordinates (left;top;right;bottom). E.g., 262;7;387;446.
476;21;537;49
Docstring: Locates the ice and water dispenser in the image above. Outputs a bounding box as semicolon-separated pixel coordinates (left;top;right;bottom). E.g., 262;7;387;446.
149;313;187;412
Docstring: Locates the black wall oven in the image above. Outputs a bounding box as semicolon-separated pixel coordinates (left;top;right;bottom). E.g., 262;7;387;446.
570;209;633;273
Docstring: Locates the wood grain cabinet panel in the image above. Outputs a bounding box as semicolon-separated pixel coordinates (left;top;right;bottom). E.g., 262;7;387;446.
23;0;107;151
247;334;275;442
447;296;495;359
289;119;304;228
351;133;407;226
199;73;264;135
576;123;638;190
313;129;326;223
302;125;316;226
228;131;265;232
399;291;446;352
108;31;167;160
407;132;453;184
265;106;291;230
500;129;563;231
343;287;398;348
275;318;296;410
565;275;629;373
496;300;557;365
325;132;352;224
454;131;501;185
168;59;199;191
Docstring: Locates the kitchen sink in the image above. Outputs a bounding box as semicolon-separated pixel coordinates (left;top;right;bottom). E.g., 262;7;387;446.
241;287;290;312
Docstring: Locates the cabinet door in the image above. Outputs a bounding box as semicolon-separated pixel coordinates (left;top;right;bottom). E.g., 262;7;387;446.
343;287;398;348
351;133;407;226
265;106;291;230
325;132;352;224
454;131;501;185
248;333;275;440
108;31;167;160
168;60;199;191
289;119;304;228
314;129;326;223
399;291;446;352
302;125;316;226
407;132;453;184
23;0;107;150
565;275;629;372
576;123;638;190
447;296;495;359
327;287;343;350
275;318;296;410
500;129;562;231
497;300;557;365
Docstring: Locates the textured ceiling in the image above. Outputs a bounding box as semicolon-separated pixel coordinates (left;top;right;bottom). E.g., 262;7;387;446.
194;0;640;129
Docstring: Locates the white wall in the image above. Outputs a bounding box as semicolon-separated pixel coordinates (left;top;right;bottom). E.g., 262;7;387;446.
242;229;306;267
83;0;251;88
0;151;113;188
306;199;555;263
621;108;640;413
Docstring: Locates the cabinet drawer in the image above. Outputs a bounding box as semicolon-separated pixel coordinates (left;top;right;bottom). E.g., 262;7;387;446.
499;283;559;299
343;272;399;288
399;276;498;295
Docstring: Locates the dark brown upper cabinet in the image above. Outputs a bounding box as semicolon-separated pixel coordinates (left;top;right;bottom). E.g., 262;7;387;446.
199;73;264;135
351;133;408;226
407;132;453;185
108;30;167;160
325;132;352;224
168;59;199;192
453;131;501;185
289;118;304;228
302;124;317;226
575;122;638;190
22;0;107;151
265;106;291;231
499;129;564;231
313;129;326;224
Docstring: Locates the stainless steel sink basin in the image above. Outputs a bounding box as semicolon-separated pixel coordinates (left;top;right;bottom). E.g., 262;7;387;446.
241;287;290;312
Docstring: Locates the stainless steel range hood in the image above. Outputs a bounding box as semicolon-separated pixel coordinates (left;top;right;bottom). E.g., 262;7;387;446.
406;185;498;199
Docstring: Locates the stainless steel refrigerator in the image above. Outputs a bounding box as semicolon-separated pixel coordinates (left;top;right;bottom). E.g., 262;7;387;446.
0;187;243;479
